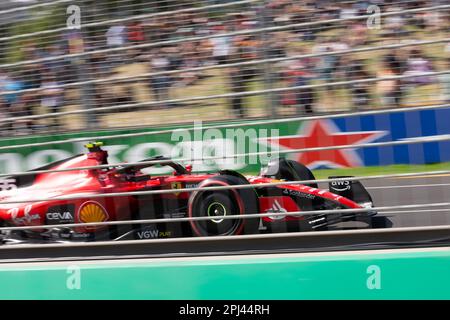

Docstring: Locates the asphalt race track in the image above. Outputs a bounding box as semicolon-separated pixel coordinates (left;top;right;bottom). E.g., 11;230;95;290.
320;174;450;228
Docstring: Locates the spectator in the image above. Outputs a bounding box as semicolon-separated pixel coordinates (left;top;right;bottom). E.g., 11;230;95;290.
228;35;260;118
40;74;64;130
177;41;203;86
339;2;357;20
228;66;246;118
128;21;145;45
319;46;339;91
209;25;231;65
266;32;288;58
439;57;450;103
423;11;443;32
280;49;316;114
0;96;8;135
376;53;404;108
20;64;43;131
403;48;435;87
348;61;372;110
294;69;315;114
347;20;368;47
106;24;127;48
149;50;170;105
106;23;127;70
0;72;25;132
384;5;407;38
45;44;68;83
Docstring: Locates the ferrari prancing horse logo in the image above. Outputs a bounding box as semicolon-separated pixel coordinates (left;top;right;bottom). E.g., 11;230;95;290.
171;182;183;196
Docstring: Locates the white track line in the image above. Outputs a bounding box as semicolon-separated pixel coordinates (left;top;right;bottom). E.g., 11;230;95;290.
366;183;450;190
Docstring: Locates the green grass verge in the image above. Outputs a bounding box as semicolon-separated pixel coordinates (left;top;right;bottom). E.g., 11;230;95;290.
311;162;450;179
247;162;450;179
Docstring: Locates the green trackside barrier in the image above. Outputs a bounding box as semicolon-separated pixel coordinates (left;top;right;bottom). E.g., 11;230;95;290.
0;118;280;174
0;247;449;299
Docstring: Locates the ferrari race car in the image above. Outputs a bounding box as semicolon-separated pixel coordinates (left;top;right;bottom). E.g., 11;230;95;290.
0;142;387;244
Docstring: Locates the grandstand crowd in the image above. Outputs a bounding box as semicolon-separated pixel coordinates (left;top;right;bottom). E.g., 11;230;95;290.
0;0;448;134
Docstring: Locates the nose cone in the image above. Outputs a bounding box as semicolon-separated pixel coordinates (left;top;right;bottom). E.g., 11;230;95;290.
0;202;44;226
0;188;62;225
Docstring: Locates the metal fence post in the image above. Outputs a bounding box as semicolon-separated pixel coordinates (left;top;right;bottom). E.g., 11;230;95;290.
259;0;277;118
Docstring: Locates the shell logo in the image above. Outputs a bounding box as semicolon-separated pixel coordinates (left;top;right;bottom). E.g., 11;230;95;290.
78;201;109;225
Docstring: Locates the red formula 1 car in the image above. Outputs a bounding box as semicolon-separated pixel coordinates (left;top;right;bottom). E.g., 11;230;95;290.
0;142;387;244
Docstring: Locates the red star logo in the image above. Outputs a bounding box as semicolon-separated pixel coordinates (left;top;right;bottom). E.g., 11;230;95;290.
264;120;386;169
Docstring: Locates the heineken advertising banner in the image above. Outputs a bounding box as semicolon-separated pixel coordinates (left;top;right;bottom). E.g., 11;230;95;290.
0;107;449;174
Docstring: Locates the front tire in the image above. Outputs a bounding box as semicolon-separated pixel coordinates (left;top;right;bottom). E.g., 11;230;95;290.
188;175;260;236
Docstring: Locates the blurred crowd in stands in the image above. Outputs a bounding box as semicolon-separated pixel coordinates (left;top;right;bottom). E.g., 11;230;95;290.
0;0;449;134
